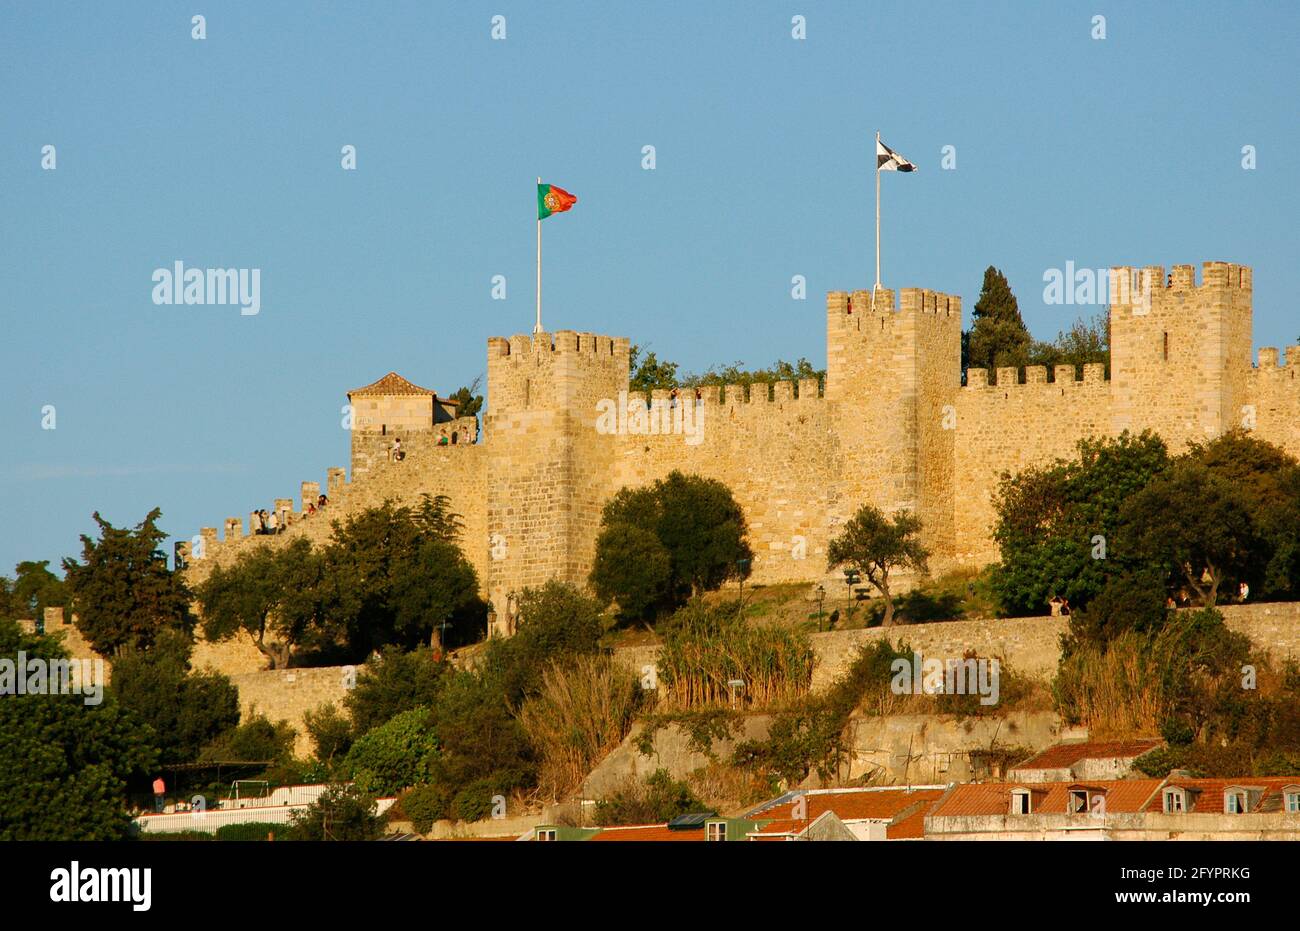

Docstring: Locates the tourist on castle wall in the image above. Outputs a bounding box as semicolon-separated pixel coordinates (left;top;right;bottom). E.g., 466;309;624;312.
266;510;278;534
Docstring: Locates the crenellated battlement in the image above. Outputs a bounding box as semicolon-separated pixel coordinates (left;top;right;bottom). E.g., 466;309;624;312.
488;330;630;361
1254;346;1300;369
826;287;962;321
1108;260;1253;303
964;362;1107;390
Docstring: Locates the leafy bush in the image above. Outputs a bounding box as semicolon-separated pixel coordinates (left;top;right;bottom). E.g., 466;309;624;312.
214;821;282;841
593;770;708;826
288;783;386;841
393;784;452;834
200;713;296;765
1053;608;1253;738
343;646;449;737
342;707;438;796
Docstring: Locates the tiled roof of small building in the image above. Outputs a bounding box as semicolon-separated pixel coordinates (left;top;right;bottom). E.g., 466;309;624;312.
347;371;438;398
1011;739;1163;771
588;823;709;842
931;780;1166;817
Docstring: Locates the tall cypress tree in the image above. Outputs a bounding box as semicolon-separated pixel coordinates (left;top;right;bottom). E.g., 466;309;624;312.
964;266;1033;379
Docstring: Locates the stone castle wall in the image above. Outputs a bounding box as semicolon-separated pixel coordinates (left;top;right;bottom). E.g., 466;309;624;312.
182;259;1300;647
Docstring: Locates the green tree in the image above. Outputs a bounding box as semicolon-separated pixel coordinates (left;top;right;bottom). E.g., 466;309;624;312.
590;471;753;621
342;707;439;795
196;537;325;669
1028;314;1111;372
62;508;192;656
448;376;484;420
4;560;69;624
200;713;296;764
588;523;673;620
627;344;680;393
343;646;450;737
288;783;386;841
965;266;1032;376
826;505;929;626
1119;459;1262;606
991;431;1171;615
0;619;157;840
110;629;241;765
321;496;484;655
1184;432;1300;600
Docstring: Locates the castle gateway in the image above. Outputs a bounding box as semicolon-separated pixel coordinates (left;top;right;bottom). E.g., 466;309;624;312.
188;262;1299;637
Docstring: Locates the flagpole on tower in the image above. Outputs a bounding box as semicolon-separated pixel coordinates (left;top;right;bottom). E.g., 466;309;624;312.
535;176;543;335
874;131;882;292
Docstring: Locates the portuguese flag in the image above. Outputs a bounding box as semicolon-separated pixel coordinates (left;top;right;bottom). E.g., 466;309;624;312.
538;182;577;220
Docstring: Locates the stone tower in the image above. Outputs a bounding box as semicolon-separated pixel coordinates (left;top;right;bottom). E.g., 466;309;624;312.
484;330;630;634
825;285;962;555
1110;261;1254;448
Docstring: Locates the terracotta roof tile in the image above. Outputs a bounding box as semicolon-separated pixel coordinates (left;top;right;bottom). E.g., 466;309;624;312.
753;788;946;825
1012;739;1162;771
932;780;1167;817
347;371;437;398
1150;778;1300;814
589;824;708;842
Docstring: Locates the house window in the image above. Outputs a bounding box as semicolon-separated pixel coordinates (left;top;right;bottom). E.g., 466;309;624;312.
1068;790;1089;814
1163;790;1185;814
1286;792;1300;813
1010;790;1031;815
536;829;557;841
706;822;727;842
1226;791;1247;814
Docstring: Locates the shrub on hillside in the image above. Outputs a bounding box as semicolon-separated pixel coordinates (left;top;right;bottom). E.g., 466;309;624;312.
341;707;438;796
655;602;812;711
288;783;385;841
593;770;708;826
517;654;646;800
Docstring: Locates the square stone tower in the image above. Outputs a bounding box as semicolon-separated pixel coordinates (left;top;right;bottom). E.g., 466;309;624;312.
484;330;630;632
1110;261;1253;447
825;285;962;555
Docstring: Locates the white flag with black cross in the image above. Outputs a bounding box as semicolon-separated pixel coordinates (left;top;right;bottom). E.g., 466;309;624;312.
876;137;917;172
873;132;916;293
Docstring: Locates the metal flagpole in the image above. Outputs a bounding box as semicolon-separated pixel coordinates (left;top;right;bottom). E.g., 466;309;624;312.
535;176;543;334
873;131;881;309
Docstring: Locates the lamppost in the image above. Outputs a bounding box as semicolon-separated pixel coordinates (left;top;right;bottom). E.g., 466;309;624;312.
815;583;826;632
843;568;860;622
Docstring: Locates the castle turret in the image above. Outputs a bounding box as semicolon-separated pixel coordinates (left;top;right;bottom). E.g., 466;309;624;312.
1110;261;1253;446
825;285;962;554
484;330;630;634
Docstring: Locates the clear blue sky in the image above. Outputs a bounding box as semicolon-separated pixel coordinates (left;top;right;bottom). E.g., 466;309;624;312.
2;1;1297;577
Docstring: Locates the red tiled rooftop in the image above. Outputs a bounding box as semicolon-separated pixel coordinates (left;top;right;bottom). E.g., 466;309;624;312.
589;824;708;842
347;371;438;398
753;787;947;825
930;780;1166;817
1148;778;1300;814
1012;739;1162;771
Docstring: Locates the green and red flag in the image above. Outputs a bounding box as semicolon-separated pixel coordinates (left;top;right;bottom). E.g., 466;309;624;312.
538;182;577;219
